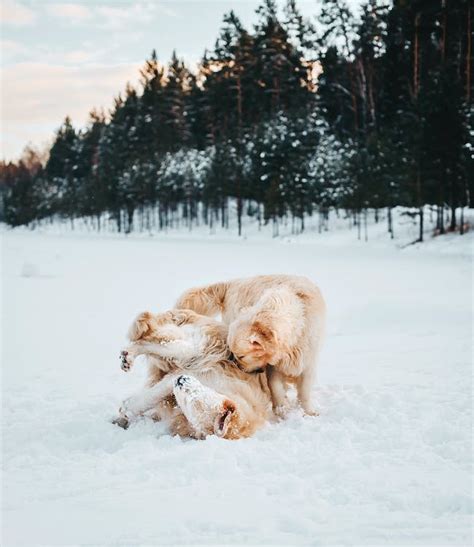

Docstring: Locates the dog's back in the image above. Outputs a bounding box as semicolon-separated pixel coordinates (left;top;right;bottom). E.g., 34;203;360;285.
176;274;324;324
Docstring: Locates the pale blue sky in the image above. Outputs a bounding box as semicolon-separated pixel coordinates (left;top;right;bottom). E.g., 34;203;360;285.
1;0;362;161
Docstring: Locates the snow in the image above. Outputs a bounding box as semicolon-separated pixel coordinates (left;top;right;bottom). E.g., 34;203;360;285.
1;216;473;546
20;261;39;278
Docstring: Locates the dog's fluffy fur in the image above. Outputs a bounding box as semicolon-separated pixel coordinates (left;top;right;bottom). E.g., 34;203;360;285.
175;275;326;415
116;309;271;439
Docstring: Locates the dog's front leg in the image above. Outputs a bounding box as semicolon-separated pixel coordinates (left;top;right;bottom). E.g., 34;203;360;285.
266;367;288;418
132;339;200;367
120;339;179;372
119;343;143;372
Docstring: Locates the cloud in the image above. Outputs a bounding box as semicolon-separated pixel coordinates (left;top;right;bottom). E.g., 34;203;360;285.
41;1;176;29
96;1;177;29
1;61;143;161
45;3;93;22
3;35;130;67
1;38;29;56
0;0;178;33
60;49;98;63
1;0;36;26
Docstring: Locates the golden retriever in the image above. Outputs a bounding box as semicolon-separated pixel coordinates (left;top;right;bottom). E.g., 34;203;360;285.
175;275;326;416
115;309;271;439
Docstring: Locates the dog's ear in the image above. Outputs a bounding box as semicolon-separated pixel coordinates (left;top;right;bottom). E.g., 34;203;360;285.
127;311;158;341
248;333;264;349
213;400;236;437
250;320;275;348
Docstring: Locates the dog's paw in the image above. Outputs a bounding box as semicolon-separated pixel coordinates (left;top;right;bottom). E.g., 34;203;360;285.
303;408;319;417
273;404;290;419
120;350;133;372
301;402;319;417
112;399;135;429
112;414;130;429
174;374;193;391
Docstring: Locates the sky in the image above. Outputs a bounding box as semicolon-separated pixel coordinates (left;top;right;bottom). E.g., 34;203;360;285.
1;0;361;162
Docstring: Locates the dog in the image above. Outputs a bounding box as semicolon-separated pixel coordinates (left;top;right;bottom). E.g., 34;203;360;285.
175;275;326;416
115;309;271;439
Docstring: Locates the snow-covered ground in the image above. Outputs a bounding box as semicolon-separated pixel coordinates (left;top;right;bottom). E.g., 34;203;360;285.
1;216;473;546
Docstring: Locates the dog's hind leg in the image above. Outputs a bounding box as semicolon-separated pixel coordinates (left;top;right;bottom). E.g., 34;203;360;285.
114;375;178;428
296;332;323;416
296;366;319;416
172;375;237;438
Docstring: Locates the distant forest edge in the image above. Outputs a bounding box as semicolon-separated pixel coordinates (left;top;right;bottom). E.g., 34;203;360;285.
1;0;472;242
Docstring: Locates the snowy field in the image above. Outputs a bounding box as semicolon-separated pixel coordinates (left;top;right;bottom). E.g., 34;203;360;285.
1;215;473;546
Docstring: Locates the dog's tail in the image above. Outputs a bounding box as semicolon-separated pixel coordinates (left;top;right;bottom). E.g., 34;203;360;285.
175;282;229;317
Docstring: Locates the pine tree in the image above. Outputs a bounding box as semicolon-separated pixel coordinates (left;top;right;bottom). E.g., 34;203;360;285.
161;51;192;151
254;0;312;115
45;116;79;222
75;109;106;224
137;50;166;155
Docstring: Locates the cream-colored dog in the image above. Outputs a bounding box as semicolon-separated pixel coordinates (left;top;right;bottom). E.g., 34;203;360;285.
176;275;326;416
115;309;271;439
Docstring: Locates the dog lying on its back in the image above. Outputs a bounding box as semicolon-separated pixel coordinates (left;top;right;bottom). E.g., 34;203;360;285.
116;309;271;439
176;275;326;416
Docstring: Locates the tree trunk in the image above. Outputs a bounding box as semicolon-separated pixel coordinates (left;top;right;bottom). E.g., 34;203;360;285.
419;206;424;243
237;195;242;237
413;13;421;98
272;217;279;238
126;207;134;234
467;1;471;102
438;204;445;234
450;204;456;232
387;206;394;239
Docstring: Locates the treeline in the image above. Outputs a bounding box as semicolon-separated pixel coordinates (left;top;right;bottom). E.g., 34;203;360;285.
1;0;472;240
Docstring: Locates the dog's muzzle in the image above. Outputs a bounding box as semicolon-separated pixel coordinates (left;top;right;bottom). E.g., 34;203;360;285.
229;353;267;375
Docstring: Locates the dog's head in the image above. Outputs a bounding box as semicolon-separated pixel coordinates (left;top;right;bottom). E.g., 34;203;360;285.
227;313;277;373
